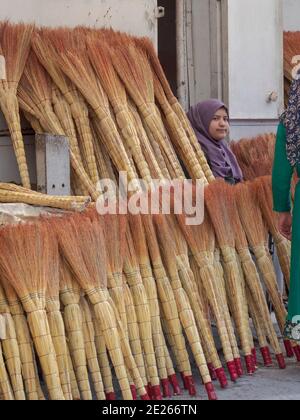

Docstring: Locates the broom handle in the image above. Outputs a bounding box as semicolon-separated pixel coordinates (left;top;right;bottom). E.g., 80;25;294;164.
0;342;14;400
0;91;31;189
26;309;65;400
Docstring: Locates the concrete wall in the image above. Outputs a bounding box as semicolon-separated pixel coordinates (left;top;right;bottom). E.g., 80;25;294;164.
283;0;300;31
0;0;157;184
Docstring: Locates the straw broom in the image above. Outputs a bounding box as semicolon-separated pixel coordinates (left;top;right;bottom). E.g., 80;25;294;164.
51;30;139;192
0;21;33;188
0;279;42;400
153;215;217;400
55;214;148;400
128;214;171;396
66;343;81;400
153;74;206;182
137;37;213;183
90;303;116;400
175;209;239;381
127;100;164;181
18;51;99;202
0;283;25;399
124;229;161;400
167;214;228;387
0;341;14;400
59;258;92;400
32;29;99;186
110;37;185;180
141;214;193;392
80;296;106;400
122;277;147;390
234;183;288;335
87;36;152;186
205;181;254;374
0;221;64;400
254;176;291;289
225;181;286;369
45;229;73;400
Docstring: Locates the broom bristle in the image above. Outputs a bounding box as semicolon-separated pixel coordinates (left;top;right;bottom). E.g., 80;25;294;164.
0;21;34;87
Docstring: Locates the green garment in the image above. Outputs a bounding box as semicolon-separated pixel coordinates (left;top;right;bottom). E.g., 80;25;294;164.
272;122;300;340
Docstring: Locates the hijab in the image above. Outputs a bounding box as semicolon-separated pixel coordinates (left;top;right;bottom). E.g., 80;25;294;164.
280;78;300;167
187;99;243;181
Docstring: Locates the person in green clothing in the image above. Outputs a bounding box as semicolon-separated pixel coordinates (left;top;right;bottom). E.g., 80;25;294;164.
272;78;300;341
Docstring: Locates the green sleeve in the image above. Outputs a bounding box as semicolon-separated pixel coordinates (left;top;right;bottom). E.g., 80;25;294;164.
272;123;294;213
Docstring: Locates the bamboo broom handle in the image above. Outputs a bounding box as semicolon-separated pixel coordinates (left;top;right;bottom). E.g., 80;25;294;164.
80;298;105;400
0;91;31;189
63;303;92;400
46;303;72;400
0;342;14;400
25;308;65;400
140;263;168;382
123;283;147;387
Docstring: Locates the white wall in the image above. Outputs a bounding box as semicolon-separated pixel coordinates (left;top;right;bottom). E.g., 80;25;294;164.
283;0;300;31
0;0;157;184
227;0;283;121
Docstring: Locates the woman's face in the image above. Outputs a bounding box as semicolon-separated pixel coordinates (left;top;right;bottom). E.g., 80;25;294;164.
208;108;230;141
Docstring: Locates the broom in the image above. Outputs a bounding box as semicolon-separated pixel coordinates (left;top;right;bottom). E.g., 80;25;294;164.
90;303;116;400
59;258;92;400
45;228;73;400
226;181;286;369
122;276;148;391
0;21;33;188
32;29;99;186
234;183;288;336
153;214;217;400
17;55;99;201
80;296;106;400
51;29;139;192
0;280;42;399
205;180;254;374
212;248;243;376
110;36;185;180
0;221;64;399
87;35;152;186
0;341;14;400
137;37;214;183
128;213;172;397
175;208;239;381
153;74;206;182
254;176;291;289
124;229;161;400
55;214;148;400
167;214;228;388
0;283;25;399
141;214;193;393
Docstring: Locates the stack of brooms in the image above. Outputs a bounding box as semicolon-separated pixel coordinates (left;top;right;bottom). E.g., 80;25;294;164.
0;22;295;400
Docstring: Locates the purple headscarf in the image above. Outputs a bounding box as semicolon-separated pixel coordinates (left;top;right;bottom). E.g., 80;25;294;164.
187;99;243;181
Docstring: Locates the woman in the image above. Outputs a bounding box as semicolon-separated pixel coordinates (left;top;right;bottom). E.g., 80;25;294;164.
272;79;300;341
187;99;243;184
